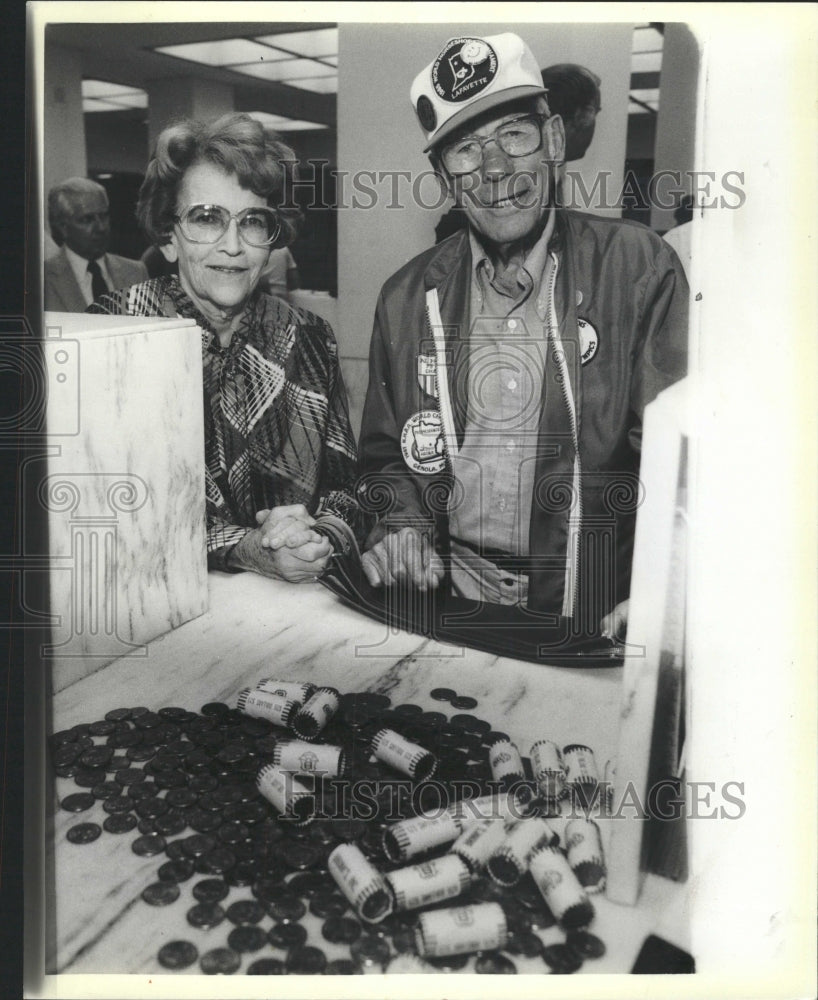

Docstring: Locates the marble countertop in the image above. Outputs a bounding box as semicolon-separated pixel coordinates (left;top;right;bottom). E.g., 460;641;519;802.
48;570;689;978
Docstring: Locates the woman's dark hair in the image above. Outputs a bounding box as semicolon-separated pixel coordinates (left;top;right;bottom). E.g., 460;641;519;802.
137;112;302;247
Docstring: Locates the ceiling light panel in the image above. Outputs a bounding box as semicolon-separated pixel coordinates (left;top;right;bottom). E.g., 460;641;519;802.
274;119;330;130
155;38;294;66
110;93;148;108
83;98;128;112
82;79;144;98
254;27;338;58
232;59;336;82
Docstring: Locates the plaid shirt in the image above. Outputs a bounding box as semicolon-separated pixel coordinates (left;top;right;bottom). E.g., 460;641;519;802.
89;277;362;570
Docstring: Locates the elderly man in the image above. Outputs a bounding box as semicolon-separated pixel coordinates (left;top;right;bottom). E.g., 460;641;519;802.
44;177;146;312
357;32;688;637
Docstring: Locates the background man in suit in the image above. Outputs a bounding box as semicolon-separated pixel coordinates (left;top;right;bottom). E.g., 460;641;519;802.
44;177;147;311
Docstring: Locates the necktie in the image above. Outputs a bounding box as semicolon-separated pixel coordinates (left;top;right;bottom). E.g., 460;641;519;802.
87;259;108;301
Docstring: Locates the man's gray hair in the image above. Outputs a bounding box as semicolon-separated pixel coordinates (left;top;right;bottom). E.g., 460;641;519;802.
47;177;108;243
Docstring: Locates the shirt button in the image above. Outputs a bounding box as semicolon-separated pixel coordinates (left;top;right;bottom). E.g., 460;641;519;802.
507;378;518;391
507;319;517;330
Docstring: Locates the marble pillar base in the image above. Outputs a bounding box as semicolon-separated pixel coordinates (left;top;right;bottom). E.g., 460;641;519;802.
43;312;208;690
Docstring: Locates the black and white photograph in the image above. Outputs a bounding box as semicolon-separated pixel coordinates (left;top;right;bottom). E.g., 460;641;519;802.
16;3;816;997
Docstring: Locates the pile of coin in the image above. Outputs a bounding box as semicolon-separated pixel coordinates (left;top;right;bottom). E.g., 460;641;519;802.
52;684;608;974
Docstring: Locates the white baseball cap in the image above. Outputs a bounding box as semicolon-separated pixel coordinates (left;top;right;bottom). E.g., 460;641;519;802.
410;33;547;152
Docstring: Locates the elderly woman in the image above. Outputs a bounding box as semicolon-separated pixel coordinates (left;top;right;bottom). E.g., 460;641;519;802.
89;113;362;582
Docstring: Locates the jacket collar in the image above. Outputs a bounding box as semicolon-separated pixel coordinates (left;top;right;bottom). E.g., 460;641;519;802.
422;211;569;299
422;228;470;285
422;229;471;323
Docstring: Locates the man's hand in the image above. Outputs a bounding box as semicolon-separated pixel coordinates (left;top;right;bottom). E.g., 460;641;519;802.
600;599;629;640
256;504;323;550
361;526;444;591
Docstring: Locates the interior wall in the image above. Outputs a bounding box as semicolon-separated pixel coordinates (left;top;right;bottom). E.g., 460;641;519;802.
336;21;634;436
146;77;236;152
85;114;148;175
43;43;86;207
651;23;700;230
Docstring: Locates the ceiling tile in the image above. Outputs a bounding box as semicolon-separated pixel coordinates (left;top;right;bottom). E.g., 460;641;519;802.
631;51;663;74
254;27;338;58
245;111;328;131
285;77;338;95
231;58;336;83
632;26;664;53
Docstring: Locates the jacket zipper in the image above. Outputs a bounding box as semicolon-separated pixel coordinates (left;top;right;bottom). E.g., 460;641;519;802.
426;288;459;463
546;252;582;618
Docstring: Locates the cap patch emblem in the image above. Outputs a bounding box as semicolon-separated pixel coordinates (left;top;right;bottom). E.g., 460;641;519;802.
416;95;437;132
432;37;498;104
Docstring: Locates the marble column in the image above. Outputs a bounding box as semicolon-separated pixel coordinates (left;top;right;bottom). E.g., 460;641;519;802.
43;313;208;690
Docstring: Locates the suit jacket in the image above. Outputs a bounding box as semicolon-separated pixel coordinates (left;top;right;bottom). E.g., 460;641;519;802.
44;247;148;312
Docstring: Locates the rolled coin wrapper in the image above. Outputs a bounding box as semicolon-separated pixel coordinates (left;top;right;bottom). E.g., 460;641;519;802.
415;902;508;958
541;802;573;846
292;686;341;741
451;817;508;874
385;855;472;911
562;744;600;806
327;842;394;923
237;688;299;728
486;817;557;887
487;737;526;788
530;739;567;800
382;811;461;863
256;764;315;826
602;759;616;811
529;844;595;929
272;738;345;777
255;678;316;702
565;818;607;893
371;728;437;782
448;791;523;829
